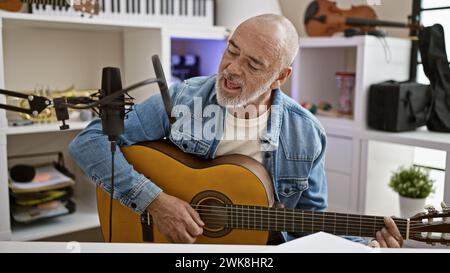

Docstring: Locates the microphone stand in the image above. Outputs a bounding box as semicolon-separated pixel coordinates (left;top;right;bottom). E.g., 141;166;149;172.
0;55;170;243
0;89;52;118
0;77;161;129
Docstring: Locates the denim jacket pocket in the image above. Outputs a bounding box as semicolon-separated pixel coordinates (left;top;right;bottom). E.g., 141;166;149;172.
169;131;209;156
277;177;309;198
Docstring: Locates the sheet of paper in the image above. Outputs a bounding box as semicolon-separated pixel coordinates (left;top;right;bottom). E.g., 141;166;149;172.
263;232;374;253
9;165;74;193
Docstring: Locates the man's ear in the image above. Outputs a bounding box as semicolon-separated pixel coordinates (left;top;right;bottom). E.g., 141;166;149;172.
270;67;293;89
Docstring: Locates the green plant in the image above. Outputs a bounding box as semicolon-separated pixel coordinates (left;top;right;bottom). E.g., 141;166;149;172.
389;166;434;198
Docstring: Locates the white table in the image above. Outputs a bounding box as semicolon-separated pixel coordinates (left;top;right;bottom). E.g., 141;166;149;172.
0;241;270;253
1;232;449;253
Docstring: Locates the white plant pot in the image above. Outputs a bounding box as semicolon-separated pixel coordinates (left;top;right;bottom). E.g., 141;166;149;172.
399;195;426;218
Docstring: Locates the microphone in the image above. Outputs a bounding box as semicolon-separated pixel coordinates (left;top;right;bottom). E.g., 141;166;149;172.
100;67;124;142
152;55;175;125
51;56;164;132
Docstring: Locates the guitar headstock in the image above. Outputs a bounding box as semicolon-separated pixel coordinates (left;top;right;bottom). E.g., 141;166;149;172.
409;202;450;246
66;0;100;16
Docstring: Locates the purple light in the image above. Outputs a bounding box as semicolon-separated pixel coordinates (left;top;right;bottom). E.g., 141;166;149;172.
171;38;227;77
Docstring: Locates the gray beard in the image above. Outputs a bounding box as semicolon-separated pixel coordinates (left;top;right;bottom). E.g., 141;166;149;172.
215;74;277;108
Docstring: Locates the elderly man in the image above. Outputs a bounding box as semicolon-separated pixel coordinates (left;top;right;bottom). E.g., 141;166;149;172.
69;14;402;248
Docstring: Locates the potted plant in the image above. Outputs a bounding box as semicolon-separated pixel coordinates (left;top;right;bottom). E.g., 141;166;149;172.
389;165;434;218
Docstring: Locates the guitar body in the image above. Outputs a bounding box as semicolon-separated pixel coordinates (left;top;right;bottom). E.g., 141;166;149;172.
97;139;275;245
0;0;23;12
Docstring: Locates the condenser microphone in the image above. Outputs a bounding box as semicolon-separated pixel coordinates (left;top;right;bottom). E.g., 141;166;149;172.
152;55;175;125
100;67;124;142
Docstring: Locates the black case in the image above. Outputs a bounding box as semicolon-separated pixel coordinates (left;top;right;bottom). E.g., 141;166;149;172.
368;81;431;132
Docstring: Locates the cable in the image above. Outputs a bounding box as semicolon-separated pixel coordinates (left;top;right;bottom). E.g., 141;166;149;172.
58;76;162;243
377;36;392;63
109;141;117;243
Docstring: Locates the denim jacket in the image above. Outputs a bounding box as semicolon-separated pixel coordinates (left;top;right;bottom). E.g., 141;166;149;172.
69;75;366;244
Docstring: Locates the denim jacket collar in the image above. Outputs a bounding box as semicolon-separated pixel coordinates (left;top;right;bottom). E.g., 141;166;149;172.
261;89;283;149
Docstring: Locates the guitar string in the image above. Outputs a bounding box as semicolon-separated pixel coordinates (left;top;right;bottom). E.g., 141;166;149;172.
140;213;417;236
141;208;424;230
194;212;415;228
175;211;414;228
191;219;412;235
176;214;422;235
139;210;435;237
190;203;433;222
141;208;424;229
141;204;425;228
190;222;422;239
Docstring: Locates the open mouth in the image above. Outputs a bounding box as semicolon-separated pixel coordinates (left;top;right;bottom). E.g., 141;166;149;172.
223;78;242;93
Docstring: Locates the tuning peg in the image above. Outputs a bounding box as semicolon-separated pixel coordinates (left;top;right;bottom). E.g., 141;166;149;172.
424;204;438;214
441;201;449;212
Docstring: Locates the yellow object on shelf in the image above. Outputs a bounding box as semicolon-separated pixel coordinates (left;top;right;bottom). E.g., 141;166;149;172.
7;85;97;124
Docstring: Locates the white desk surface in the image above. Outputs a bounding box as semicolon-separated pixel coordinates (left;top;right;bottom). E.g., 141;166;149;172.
0;241;448;253
1;233;449;253
0;241;270;253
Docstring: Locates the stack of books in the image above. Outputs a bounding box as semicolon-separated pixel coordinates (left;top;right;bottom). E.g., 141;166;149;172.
9;164;76;224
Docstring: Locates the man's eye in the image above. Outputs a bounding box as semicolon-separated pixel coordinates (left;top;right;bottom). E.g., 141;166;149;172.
248;64;259;71
227;49;238;56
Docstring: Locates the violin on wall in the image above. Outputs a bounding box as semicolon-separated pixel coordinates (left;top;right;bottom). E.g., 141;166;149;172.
304;0;421;37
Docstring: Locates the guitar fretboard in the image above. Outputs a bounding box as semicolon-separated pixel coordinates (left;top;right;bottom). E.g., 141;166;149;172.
140;204;421;238
195;204;414;238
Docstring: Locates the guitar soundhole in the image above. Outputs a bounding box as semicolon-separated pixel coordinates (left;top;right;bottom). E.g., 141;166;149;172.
191;191;232;238
200;199;226;229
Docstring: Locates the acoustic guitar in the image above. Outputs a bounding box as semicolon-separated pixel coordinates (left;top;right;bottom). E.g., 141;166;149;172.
0;0;100;15
97;139;450;246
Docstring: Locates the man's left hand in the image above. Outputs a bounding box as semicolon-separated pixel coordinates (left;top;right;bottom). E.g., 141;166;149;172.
368;217;404;248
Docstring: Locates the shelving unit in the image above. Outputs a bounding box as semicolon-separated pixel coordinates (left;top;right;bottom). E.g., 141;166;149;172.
292;36;411;130
0;12;228;241
4;121;91;135
359;127;450;151
292;36;450;216
11;211;99;241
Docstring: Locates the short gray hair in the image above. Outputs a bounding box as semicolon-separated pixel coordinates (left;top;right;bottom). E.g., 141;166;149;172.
241;14;299;68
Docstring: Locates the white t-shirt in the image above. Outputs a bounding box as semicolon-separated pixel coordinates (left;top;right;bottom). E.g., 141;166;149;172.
215;109;269;163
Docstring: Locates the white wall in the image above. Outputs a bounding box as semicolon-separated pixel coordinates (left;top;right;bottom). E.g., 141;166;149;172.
279;0;413;38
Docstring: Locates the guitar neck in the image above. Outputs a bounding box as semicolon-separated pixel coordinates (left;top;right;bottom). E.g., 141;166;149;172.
199;204;411;238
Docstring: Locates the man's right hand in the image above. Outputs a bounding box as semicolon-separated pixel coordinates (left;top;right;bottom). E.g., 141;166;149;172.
146;192;204;243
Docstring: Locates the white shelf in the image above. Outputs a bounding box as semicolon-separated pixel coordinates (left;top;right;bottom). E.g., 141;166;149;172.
360;127;450;151
3;121;90;135
11;210;99;241
319;123;450;151
0;11;226;33
299;36;411;49
317;115;355;130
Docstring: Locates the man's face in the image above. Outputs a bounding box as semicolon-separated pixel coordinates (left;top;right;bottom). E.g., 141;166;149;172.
216;24;282;107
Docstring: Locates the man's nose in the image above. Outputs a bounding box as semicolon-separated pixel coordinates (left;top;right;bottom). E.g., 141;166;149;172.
227;59;242;76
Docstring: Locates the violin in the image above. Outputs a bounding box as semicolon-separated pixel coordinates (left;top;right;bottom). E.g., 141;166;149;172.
304;0;421;37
